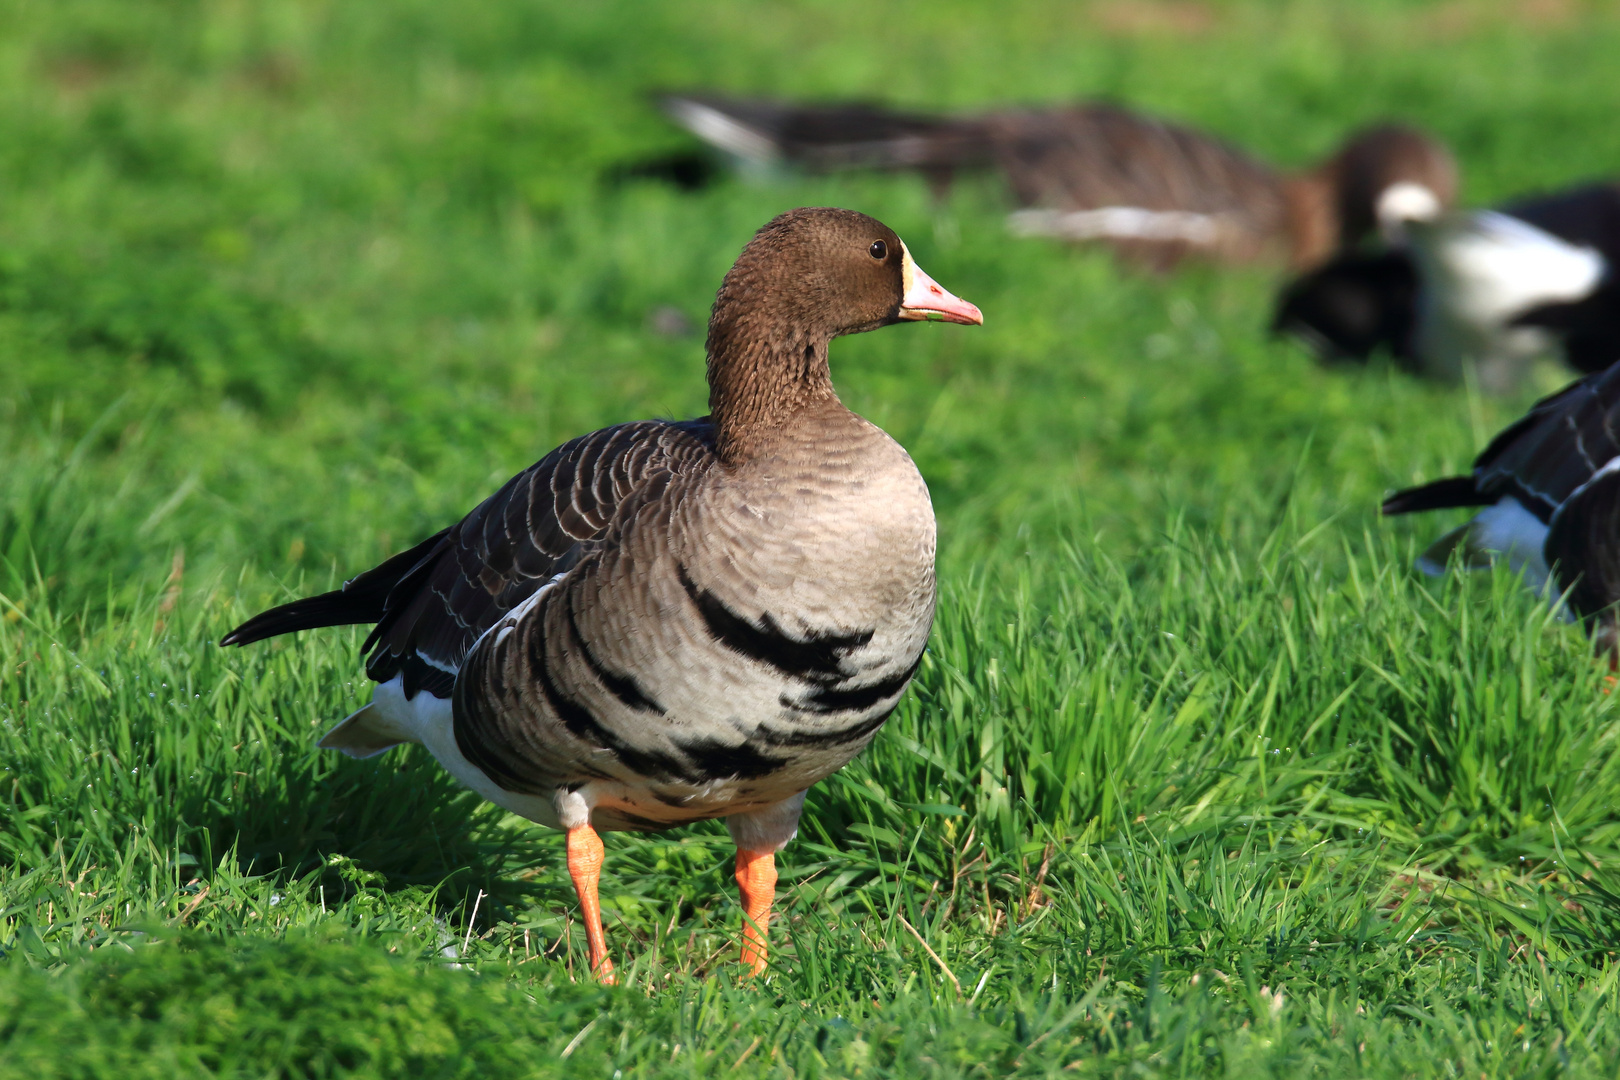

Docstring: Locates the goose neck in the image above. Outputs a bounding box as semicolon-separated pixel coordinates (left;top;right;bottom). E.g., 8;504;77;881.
706;326;838;464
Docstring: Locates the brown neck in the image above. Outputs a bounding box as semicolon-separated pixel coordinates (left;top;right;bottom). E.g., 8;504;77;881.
1282;171;1338;271
706;310;838;465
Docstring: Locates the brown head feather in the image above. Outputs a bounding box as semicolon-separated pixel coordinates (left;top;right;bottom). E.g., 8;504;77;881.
705;208;908;463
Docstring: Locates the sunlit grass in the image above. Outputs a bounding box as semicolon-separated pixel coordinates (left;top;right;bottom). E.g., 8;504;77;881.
5;1;1620;1076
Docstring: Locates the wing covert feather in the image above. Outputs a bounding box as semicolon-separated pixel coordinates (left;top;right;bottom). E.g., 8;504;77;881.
364;419;716;696
1471;368;1620;520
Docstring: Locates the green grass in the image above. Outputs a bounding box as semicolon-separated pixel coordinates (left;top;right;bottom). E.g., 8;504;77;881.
5;0;1620;1075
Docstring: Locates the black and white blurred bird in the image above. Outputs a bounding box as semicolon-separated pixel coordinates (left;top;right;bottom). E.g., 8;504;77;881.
221;208;983;979
658;94;1456;273
1276;181;1620;391
1383;361;1620;659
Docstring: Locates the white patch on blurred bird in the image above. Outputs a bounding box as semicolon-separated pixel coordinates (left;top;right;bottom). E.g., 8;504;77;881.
1376;181;1442;240
662;99;780;166
1007;207;1232;245
1409;210;1607;388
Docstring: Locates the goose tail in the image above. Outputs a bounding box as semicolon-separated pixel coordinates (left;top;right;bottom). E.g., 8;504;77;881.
656;93;988;177
1381;475;1486;517
317;703;414;759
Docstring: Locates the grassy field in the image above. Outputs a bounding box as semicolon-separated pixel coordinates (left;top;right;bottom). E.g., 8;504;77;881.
5;0;1620;1075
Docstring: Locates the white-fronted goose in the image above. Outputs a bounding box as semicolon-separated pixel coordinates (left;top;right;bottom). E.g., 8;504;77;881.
1383;362;1620;658
1000;113;1453;272
221;208;983;979
1275;181;1620;391
658;94;1456;272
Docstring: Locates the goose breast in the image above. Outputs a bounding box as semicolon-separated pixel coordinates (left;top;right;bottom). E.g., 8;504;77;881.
454;407;935;831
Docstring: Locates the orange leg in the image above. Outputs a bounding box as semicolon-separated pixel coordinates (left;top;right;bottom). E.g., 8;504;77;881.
566;825;616;983
734;847;778;975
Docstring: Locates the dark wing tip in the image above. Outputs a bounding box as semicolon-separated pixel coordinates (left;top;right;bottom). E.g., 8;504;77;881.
215;585;389;650
218;623;267;647
1379;490;1418;517
217;603;310;648
1381;475;1485;517
218;529;454;651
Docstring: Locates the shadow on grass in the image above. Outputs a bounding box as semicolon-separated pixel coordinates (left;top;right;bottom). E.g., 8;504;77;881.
181;744;555;913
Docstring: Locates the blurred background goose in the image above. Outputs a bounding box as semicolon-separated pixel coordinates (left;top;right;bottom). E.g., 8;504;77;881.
1275;180;1620;391
659;94;1456;272
221;208;982;980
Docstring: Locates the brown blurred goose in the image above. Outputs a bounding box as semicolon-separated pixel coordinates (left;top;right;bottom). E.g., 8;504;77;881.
1000;111;1453;271
660;95;1456;271
222;208;981;980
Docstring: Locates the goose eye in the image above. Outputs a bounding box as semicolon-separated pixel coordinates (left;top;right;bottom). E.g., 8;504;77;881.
869;240;887;260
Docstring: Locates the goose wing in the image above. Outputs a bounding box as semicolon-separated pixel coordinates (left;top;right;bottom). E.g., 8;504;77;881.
1469;368;1620;519
995;105;1286;267
222;419;717;699
1382;367;1620;519
991;104;1280;215
1500;181;1620;261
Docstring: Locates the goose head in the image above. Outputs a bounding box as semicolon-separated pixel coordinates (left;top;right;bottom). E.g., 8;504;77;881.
709;207;981;348
705;207;981;460
1329;124;1457;245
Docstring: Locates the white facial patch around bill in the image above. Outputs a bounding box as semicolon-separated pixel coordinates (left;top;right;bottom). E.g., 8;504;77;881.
1377;182;1442;241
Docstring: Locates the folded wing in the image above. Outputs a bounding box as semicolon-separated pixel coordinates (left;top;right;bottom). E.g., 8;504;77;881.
221;419;718;700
